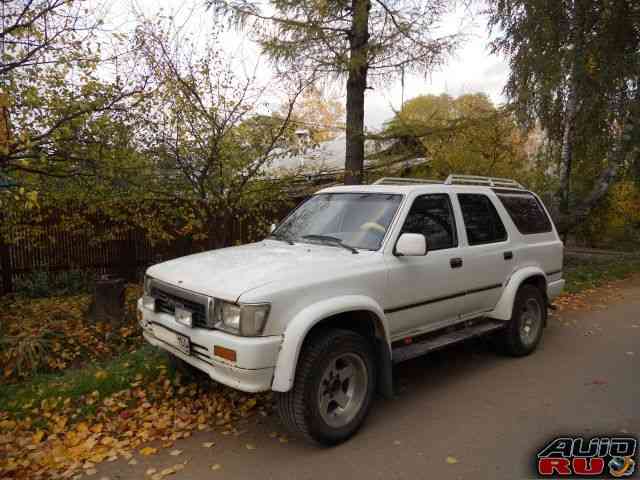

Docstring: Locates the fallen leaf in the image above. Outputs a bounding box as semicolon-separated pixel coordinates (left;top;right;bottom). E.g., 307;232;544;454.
32;430;45;444
246;443;256;450
446;456;459;464
145;468;157;476
169;449;183;456
86;469;98;476
140;446;158;456
128;459;138;465
202;442;215;448
211;464;222;471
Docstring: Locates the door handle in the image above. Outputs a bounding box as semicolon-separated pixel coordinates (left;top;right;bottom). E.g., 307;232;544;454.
450;257;463;269
504;251;513;260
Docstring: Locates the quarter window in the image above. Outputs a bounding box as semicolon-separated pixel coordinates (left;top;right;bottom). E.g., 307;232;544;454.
458;194;507;245
401;194;457;250
496;193;553;234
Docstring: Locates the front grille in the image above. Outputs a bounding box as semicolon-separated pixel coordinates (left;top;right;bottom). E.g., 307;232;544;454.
151;284;210;329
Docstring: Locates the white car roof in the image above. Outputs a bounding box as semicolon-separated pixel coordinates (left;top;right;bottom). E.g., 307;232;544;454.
316;184;521;196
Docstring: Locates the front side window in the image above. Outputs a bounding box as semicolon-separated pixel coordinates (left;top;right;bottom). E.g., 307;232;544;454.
496;192;553;234
458;193;508;245
401;194;457;250
273;193;403;250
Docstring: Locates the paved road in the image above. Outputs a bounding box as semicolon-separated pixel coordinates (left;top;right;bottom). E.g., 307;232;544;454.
101;282;640;480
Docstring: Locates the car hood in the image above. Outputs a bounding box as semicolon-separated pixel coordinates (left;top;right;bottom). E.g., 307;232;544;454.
146;240;375;301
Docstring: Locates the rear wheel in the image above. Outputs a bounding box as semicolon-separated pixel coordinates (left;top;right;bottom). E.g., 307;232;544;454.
498;284;546;356
276;329;376;446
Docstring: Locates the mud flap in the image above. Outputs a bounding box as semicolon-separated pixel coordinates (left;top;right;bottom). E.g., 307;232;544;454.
375;338;394;399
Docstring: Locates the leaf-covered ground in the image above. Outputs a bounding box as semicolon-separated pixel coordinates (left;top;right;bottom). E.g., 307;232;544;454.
0;257;638;479
0;286;144;383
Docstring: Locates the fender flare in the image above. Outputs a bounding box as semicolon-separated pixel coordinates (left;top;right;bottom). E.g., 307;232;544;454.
489;266;547;321
271;295;390;393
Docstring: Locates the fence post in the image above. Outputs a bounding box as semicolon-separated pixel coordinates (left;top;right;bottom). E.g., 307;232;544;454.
0;232;12;295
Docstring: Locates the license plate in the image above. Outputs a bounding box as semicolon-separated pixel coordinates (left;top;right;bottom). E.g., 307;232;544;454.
153;325;191;355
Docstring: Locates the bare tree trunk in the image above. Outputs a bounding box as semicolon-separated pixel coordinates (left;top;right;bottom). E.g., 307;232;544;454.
344;0;370;185
557;73;578;213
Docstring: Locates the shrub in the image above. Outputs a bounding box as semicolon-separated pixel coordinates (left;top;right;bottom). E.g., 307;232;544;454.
14;269;96;298
0;330;56;379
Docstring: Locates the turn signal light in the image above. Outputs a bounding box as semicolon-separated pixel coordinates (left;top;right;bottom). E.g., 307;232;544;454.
214;345;237;362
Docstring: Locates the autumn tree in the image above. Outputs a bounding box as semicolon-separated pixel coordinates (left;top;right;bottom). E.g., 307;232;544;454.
0;0;148;179
284;85;345;144
209;0;461;184
487;0;639;230
380;93;532;180
132;21;304;248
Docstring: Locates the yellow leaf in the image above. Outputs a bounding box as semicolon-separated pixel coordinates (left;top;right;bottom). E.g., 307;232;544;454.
95;370;108;380
446;456;459;464
139;446;157;456
245;443;256;450
32;430;45;444
202;442;215;448
169;449;182;456
210;464;221;471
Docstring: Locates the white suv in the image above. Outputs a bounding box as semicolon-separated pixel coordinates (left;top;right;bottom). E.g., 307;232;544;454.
138;175;564;445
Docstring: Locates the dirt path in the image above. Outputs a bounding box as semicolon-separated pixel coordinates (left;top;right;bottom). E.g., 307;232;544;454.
97;281;640;480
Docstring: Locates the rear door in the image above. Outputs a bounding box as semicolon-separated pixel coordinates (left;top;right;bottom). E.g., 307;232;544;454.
385;192;467;338
455;192;513;317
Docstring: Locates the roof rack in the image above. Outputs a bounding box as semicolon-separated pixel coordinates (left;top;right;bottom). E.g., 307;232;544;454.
372;177;443;186
445;174;525;189
371;175;526;189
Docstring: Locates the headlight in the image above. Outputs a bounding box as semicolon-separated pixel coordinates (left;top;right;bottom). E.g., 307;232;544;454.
214;300;270;337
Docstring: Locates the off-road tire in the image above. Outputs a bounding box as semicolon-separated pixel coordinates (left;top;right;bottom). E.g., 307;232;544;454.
498;284;546;356
276;329;376;446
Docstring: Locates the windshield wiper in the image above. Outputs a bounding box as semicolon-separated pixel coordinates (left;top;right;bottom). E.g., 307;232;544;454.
268;233;295;245
302;234;359;254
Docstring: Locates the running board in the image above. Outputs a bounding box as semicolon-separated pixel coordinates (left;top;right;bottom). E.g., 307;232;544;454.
392;320;506;364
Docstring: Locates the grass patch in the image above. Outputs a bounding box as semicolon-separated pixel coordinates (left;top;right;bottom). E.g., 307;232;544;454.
0;345;170;420
563;254;640;294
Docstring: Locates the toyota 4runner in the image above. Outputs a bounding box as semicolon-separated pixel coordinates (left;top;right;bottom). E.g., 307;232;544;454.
138;175;564;445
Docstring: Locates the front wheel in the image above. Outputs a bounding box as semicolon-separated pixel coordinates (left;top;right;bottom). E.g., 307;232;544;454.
498;284;546;356
276;329;376;446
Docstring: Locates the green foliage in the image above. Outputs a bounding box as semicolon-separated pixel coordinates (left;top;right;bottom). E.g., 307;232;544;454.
14;269;95;299
563;254;640;294
487;0;639;205
575;179;640;249
379;93;538;184
0;345;167;419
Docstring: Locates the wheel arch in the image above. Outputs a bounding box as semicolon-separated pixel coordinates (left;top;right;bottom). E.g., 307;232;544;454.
271;296;392;396
489;267;548;321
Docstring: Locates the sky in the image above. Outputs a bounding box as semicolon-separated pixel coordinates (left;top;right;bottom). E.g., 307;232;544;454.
100;0;510;130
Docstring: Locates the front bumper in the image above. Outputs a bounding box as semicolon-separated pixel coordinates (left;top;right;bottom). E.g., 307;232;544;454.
547;279;565;301
138;299;282;393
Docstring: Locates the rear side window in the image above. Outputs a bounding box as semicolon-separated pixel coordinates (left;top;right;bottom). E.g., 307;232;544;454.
496;193;553;234
401;194;457;250
458;194;507;245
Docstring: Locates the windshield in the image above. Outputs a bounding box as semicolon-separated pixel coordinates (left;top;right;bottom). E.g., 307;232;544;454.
272;193;403;251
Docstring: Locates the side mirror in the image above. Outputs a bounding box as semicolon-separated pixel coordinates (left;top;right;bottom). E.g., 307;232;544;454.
269;223;277;234
396;233;427;256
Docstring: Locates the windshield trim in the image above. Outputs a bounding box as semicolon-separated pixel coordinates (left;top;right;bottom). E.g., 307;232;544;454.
271;192;406;252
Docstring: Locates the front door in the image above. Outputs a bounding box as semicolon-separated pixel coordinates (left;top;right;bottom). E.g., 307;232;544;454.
386;193;467;339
